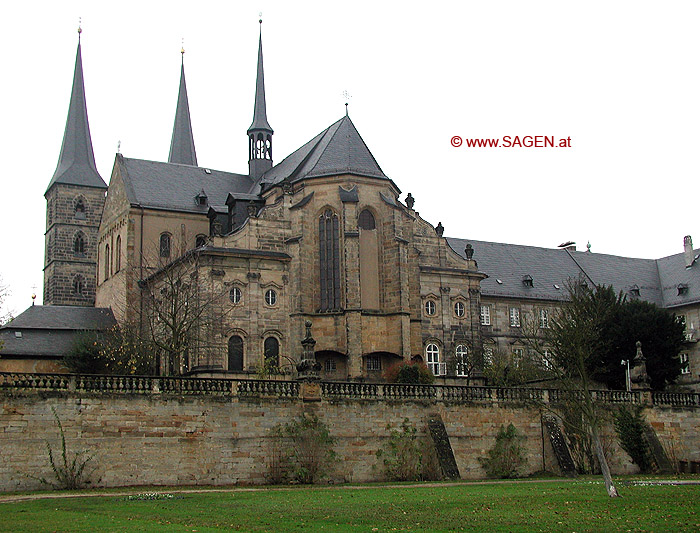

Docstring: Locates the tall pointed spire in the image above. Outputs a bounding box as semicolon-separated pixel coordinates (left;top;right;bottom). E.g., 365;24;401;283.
248;19;274;179
168;46;198;166
46;32;105;194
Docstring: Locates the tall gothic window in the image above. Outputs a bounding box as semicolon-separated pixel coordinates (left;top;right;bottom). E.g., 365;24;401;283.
115;236;122;273
72;275;84;296
104;244;110;280
159;233;171;258
228;335;244;372
319;209;340;311
73;232;85;256
74;197;86;219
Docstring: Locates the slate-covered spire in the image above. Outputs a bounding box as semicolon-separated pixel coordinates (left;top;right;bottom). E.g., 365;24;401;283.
168;49;198;166
248;20;274;179
46;35;106;194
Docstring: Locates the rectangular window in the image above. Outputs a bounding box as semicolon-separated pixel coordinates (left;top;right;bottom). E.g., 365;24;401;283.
325;359;337;372
366;356;381;371
484;347;494;366
509;307;521;327
539;308;549;329
513;348;524;366
680;353;690;375
542;349;553;370
480;305;491;326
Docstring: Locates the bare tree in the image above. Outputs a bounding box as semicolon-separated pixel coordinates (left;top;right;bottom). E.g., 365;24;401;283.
0;275;12;327
138;250;231;376
525;279;621;497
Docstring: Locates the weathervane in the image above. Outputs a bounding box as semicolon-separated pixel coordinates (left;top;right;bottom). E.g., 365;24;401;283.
117;140;121;154
343;90;352;116
259;11;263;24
181;37;185;57
78;17;82;40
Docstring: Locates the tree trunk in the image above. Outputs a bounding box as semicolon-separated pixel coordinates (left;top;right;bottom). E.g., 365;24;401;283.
592;426;620;497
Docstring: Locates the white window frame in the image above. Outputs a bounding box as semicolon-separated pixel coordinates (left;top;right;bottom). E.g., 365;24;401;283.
680;353;690;375
509;307;521;327
539;308;549;329
455;344;469;376
229;287;242;304
542;349;553;370
425;300;436;316
483;346;494;366
425;343;445;376
265;289;277;307
480;305;491;326
454;301;465;318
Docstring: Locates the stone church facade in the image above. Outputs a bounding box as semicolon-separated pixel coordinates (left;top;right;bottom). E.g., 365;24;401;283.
37;26;700;389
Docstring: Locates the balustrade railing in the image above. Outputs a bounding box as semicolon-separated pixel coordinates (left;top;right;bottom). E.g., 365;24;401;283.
1;372;698;407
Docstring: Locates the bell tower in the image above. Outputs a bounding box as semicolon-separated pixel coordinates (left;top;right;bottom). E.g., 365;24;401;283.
247;19;274;179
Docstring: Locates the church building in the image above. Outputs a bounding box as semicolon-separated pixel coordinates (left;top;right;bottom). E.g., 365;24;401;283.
23;24;699;389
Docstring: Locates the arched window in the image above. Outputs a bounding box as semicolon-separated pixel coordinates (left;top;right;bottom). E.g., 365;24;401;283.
358;209;379;309
228;335;244;372
72;275;84;296
264;337;279;368
455;345;469;376
425;343;444;376
195;234;207;248
73;232;86;255
74;197;86;219
319;209;341;311
115;236;122;273
104;244;110;280
159;233;171;258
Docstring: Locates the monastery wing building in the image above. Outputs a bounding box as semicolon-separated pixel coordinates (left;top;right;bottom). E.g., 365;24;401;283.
1;24;696;390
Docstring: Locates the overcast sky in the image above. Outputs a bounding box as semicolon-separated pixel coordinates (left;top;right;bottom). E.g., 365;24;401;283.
0;0;698;317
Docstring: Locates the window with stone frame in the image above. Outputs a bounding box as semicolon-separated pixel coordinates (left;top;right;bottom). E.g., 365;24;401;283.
455;344;469;376
228;335;244;372
229;287;242;304
73;232;86;256
265;288;277;307
104;244;110;280
539;308;549;329
159;233;171;258
680;353;690;375
366;355;381;371
425;343;445;376
319;209;341;311
264;337;280;368
424;299;436;316
72;275;84;296
480;305;491;326
325;359;337;372
509;307;521;327
512;347;524;366
115;236;122;273
74;197;86;220
483;346;494;366
454;301;466;318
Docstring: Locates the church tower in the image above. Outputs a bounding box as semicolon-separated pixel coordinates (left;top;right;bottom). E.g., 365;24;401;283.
44;29;107;306
247;20;274;179
168;48;197;166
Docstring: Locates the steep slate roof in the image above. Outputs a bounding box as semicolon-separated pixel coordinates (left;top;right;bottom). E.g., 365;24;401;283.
447;237;699;308
259;115;388;188
118;155;253;214
0;306;116;358
168;59;198;166
46;40;107;194
248;29;273;134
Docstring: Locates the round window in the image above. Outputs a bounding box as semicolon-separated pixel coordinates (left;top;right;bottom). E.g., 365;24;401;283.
425;300;436;316
265;289;277;306
454;301;465;317
229;287;242;304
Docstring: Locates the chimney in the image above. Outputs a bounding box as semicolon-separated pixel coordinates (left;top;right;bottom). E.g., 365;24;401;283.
684;235;695;268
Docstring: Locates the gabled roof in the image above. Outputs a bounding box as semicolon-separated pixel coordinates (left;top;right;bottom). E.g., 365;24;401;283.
247;30;273;134
447;237;699;309
168;59;198;166
260;115;387;187
46;40;106;194
117;155;253;214
1;305;116;331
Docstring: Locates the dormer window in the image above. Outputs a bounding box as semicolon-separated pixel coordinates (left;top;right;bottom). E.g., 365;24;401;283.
677;284;689;296
195;190;208;206
629;284;640;298
522;275;534;287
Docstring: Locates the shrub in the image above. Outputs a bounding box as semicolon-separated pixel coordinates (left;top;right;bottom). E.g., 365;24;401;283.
377;418;424;481
479;423;527;478
36;408;94;490
63;332;107;374
272;414;336;484
614;406;654;473
385;361;434;384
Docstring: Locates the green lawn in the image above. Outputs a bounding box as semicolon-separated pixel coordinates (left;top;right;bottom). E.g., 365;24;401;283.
1;480;699;532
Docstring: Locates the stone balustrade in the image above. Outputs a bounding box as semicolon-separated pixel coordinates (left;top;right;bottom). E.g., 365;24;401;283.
1;372;698;407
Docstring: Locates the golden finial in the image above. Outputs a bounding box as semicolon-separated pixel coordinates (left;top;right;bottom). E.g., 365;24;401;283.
259;12;263;24
181;37;185;56
78;17;82;41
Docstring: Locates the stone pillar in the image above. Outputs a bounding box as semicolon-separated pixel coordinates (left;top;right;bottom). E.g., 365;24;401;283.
297;321;321;401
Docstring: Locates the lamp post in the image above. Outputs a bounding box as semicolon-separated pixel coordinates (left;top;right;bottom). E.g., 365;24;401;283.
620;359;631;392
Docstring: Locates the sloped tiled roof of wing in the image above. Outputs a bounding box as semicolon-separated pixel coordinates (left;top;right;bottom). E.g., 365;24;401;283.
259;115;388;189
118;155;253;214
656;247;700;308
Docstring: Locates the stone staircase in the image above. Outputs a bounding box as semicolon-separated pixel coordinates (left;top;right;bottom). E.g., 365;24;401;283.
543;415;577;477
427;414;460;480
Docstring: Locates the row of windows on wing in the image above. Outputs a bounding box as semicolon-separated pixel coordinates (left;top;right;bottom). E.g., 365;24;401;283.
227;335;280;372
423;299;467;318
228;286;279;307
478;305;550;328
159;233;208;259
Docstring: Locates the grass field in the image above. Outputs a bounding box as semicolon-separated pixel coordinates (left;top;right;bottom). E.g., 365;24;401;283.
1;479;698;532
